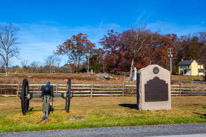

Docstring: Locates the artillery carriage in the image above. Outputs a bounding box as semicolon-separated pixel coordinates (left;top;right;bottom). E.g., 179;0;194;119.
20;79;72;120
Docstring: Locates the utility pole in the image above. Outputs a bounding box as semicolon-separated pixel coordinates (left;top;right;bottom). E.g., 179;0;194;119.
168;48;173;74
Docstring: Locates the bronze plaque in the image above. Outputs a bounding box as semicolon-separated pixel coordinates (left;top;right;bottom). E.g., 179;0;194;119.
145;77;168;102
153;67;159;74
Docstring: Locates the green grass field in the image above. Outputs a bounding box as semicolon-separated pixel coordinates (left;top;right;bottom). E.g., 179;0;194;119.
1;96;206;133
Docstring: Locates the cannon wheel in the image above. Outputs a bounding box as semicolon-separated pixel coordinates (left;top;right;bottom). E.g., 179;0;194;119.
21;79;29;115
65;79;71;112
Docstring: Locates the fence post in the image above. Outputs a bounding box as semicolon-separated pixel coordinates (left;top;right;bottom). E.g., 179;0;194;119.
122;83;125;96
5;85;7;95
179;83;181;96
91;82;93;97
17;82;20;97
56;83;58;93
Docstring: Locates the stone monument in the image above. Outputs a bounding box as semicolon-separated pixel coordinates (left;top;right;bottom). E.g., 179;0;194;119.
91;69;93;74
136;64;171;110
133;67;137;81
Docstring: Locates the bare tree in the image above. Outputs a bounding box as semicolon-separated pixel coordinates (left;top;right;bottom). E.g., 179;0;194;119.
21;59;28;68
55;56;61;73
21;59;28;72
30;61;40;73
55;56;61;68
45;55;60;73
0;24;19;76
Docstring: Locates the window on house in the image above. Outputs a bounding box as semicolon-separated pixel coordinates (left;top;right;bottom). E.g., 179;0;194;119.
180;70;183;75
199;69;204;73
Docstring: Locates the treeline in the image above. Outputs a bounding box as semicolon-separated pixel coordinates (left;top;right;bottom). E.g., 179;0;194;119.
55;26;206;76
2;55;73;73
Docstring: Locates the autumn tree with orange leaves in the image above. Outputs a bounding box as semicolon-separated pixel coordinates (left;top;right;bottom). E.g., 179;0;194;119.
56;33;95;72
85;41;95;73
121;26;152;77
99;30;122;72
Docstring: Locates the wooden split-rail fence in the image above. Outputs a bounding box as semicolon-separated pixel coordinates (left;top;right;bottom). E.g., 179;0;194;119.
0;83;206;97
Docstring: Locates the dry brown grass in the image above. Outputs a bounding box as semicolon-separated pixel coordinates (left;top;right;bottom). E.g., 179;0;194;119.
0;73;135;85
1;73;205;85
171;75;204;81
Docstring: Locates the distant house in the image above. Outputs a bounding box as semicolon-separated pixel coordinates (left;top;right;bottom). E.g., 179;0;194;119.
178;60;205;76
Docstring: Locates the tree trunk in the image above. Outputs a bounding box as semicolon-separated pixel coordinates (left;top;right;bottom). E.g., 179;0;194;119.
6;65;8;76
5;52;8;76
74;58;77;72
102;57;105;72
87;55;90;73
78;56;81;71
129;57;134;78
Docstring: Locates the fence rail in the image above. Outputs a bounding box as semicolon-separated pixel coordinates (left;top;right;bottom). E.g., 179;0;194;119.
0;83;206;97
171;84;206;96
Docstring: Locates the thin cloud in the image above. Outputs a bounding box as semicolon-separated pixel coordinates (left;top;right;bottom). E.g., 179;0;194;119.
11;22;123;66
147;21;206;36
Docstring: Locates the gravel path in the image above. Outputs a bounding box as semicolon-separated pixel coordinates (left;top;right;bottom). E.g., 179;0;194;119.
1;123;206;137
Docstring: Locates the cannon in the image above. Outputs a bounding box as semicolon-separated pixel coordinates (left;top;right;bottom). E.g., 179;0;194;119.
20;79;72;120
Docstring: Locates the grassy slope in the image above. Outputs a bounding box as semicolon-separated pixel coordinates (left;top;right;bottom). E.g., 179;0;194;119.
0;73;130;84
171;75;204;81
1;96;206;132
0;73;204;85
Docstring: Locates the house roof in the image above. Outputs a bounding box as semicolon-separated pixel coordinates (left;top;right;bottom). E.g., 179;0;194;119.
178;60;203;66
178;60;194;66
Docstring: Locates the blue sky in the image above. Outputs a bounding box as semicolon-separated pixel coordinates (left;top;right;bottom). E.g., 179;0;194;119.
0;0;206;66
